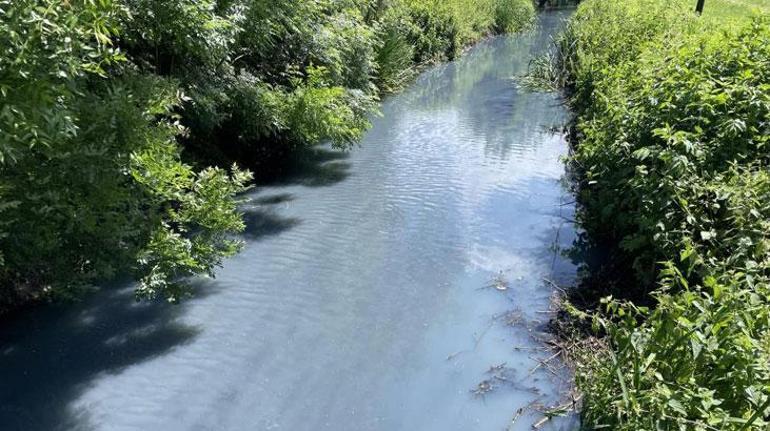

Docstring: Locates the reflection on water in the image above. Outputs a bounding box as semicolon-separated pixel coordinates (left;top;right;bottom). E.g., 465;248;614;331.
0;11;577;431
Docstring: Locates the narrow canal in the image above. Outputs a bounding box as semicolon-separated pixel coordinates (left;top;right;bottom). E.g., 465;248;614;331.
0;10;577;431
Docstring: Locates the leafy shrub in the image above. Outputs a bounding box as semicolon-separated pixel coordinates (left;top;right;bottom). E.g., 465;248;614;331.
552;0;770;428
373;12;417;92
127;0;534;167
119;0;238;75
0;0;124;163
372;0;533;92
494;0;535;33
391;0;533;63
398;1;461;62
0;0;250;307
555;0;696;112
313;8;379;91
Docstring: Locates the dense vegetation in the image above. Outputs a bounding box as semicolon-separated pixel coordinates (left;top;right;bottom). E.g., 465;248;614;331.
0;0;534;314
544;0;770;429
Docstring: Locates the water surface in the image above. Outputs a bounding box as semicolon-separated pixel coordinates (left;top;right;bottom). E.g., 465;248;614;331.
0;11;577;431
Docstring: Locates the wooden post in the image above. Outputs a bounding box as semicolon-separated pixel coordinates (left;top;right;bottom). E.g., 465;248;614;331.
695;0;705;14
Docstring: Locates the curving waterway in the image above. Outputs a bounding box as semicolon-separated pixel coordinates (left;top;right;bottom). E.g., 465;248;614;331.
0;11;577;431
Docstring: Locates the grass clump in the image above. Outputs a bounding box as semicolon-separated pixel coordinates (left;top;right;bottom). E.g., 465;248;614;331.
545;0;770;429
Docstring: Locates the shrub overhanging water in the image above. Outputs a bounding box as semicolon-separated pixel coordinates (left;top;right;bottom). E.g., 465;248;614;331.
0;0;534;311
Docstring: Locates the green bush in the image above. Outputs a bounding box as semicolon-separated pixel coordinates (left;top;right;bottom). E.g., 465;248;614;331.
104;0;535;170
392;0;534;63
370;0;533;91
553;0;770;428
0;0;251;307
494;0;536;33
373;12;417;92
119;0;237;75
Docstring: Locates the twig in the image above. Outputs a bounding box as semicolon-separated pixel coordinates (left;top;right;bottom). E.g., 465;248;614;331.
527;351;562;377
506;408;525;431
543;277;568;295
446;350;468;361
533;416;550;429
553;200;576;207
473;319;496;350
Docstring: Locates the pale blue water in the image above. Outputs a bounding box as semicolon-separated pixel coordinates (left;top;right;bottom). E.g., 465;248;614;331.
0;11;577;431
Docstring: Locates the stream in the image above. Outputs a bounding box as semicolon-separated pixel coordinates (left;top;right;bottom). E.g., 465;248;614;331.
0;11;577;431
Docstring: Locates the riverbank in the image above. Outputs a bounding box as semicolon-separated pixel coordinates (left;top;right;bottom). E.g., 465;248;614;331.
542;0;770;428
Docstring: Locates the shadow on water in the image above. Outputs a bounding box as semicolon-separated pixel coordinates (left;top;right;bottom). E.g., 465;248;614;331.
252;192;295;206
561;232;656;310
241;193;301;241
237;146;352;241
239;147;353;240
0;283;218;431
261;147;352;188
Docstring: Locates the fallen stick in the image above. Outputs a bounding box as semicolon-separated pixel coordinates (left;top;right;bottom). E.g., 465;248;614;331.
506;408;524;431
527;351;562;377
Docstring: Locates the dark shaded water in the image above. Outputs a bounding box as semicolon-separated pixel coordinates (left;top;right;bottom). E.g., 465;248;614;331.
0;11;577;431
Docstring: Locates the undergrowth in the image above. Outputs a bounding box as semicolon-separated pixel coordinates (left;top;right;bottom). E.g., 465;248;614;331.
537;0;770;429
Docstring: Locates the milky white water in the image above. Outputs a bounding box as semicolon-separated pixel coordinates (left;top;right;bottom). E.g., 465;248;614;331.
0;11;578;431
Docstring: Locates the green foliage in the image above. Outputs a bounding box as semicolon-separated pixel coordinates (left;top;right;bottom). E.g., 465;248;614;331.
314;8;379;91
553;0;770;428
396;0;461;63
0;0;250;307
115;0;534;165
494;0;535;33
0;0;124;163
0;0;533;311
282;68;376;149
389;0;534;63
369;0;534;91
373;12;417;92
119;0;238;75
132;153;252;301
